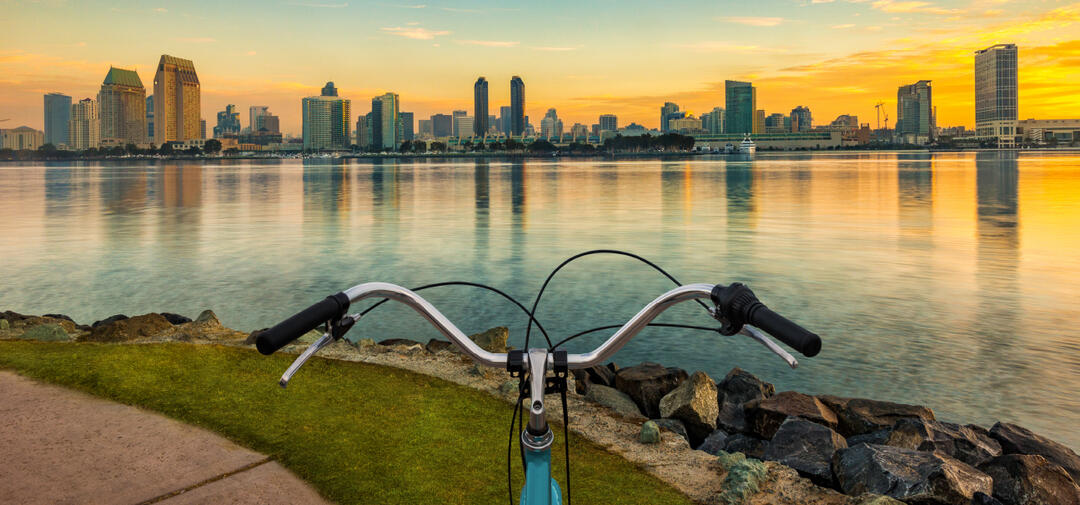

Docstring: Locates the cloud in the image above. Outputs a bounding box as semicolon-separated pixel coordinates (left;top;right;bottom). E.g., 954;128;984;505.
380;2;426;7
283;1;349;7
720;16;785;26
246;50;257;56
532;46;578;52
380;26;450;39
832;23;856;28
870;0;961;14
457;39;519;47
670;41;770;53
178;37;216;43
154;7;167;13
442;7;480;12
812;0;836;3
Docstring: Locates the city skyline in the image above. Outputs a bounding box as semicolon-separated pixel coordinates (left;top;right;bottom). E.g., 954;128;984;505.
2;0;1078;135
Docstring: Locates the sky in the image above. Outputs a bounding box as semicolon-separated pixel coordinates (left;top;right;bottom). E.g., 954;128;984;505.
1;0;1079;136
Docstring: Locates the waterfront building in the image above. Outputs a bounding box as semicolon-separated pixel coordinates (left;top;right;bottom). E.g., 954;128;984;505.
599;114;617;132
724;81;755;134
591;124;601;136
975;44;1019;147
0;126;45;150
510;76;525;136
69;98;100;150
896;80;934;144
765;113;787;133
701;107;724;134
830;114;859;129
1016;118;1080;145
399;111;414;141
754;110;766;134
660;102;679;132
431;114;452;137
152;55;200;144
356;114;371;148
669;115;703;134
213;104;241;138
693;131;842;150
200;119;206;140
540;108;563;138
418;119;433;138
43;92;71;147
457;117;474;138
473;77;489;136
97;67;146;146
451;110;468;137
570;123;588;139
146;95;154;141
249;106;279;133
301;82;351;150
790;106;812;132
371;92;399;150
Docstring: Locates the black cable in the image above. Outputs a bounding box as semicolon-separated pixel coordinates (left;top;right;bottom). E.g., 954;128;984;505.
508;389;522;505
522;249;711;352
561;385;571;505
552;323;720;350
358;280;554;348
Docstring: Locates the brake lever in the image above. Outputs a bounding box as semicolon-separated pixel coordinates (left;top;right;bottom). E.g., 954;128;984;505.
738;325;799;369
278;313;362;388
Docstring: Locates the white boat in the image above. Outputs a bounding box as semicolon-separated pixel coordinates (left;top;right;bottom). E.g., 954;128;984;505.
738;134;756;154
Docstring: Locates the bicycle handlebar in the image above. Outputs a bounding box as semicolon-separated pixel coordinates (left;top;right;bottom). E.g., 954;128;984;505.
711;283;821;357
255;292;350;355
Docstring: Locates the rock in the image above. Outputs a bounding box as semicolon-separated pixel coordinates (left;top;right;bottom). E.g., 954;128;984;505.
990;422;1080;482
698;429;730;455
19;323;71;342
426;339;454;353
468;326;508;353
584;384;644;418
0;319;9;331
498;380;518;396
194;310;218;324
614;362;687;419
155;310;246;342
571;369;589;394
161;312;192;325
859;497;908;505
354;338;376;348
715;452;769;505
659;371;719;446
91;314;128;328
722;433;768;460
84;313;172;342
244;328;268;345
42;313;75;324
571;364;618;394
764;417;848;487
885;418;1002;466
745;391;839;439
468;363;492;377
848;429;892;447
379;338;423;347
296;329;323;344
978;454;1080;505
833;443;992;505
715;367;775;434
653;418;689;445
819;395;936;437
971;492;1005;505
640;420;661;444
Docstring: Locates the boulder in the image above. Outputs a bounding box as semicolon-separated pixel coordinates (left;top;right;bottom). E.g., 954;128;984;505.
764;416;848;487
972;492;1005;505
572;364;618;394
426;339;454;353
885;418;1002;466
584;384;644;418
84;313;172;342
614;362;687;418
659;371;719;445
990;422;1080;482
714;452;770;505
19;323;71;342
819;395;936;437
571;369;589;394
163;310;246;342
244;328;267;345
91;314;128;328
697;428;730;455
848;429;892;447
468;326;508;353
745;391;838;439
715;367;775;434
721;433;768;460
379;338;423;347
640;421;661;444
653;418;689;445
833;443;993;505
42;313;76;324
161;312;192;325
0;319;8;331
978;454;1080;505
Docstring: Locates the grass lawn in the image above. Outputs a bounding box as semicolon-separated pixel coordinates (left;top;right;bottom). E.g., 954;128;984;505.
0;341;695;505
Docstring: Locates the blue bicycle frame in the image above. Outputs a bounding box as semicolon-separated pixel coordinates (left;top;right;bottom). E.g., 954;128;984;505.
520;437;562;505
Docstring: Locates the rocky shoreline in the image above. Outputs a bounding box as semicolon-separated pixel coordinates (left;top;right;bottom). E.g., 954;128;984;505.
3;310;1079;505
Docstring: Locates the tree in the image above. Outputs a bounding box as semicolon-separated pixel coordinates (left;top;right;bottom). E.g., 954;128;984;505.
159;143;175;156
38;143;58;156
204;139;222;154
187;145;202;155
125;144;139;155
399;140;412;153
410;141;427;153
430;141;447;152
527;140;556;153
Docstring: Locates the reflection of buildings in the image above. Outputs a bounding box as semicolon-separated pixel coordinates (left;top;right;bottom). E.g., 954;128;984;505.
975;151;1020;336
474;161;490;258
897;155;934;245
159;164;203;208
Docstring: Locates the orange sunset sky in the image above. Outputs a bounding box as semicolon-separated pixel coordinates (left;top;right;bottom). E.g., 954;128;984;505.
2;0;1078;135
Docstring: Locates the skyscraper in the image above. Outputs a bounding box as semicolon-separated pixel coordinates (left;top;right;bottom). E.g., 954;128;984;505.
896;80;933;144
702;107;724;134
321;82;339;97
213;104;241;137
510;76;525;136
473;77;489;136
249;106;269;133
146;95;154;141
660;102;679;132
790;106;812;132
540;108;562;138
371;92;399;150
975;44;1018;147
725;81;755;134
498;106;512;136
400;111;414;141
69;98;99;150
302;82;351;150
599;114;617;132
98;67;146;146
43;93;71;147
153;55;200;144
431;114;453;137
452;110;468;137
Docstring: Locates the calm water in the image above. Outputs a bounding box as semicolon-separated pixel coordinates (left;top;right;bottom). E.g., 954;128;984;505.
2;152;1078;449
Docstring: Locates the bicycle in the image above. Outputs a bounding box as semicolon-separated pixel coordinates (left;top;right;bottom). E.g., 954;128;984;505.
255;254;821;505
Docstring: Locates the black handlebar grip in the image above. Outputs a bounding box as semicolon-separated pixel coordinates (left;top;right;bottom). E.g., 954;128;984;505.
746;305;821;357
255;292;350;355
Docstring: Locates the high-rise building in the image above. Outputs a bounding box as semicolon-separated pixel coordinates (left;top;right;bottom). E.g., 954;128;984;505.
153;55;200;144
418;119;433;138
702;107;724;134
765;113;787;133
43;93;71;147
457;117;474;138
540;108;562;138
69;98;100;150
321;82;339;97
498;106;512;136
724;81;756;134
98;67;146;146
896;80;934;144
570;123;588;138
660;102;680;132
452;110;468;137
200;119;206;140
399;111;414;141
302;82;351;150
145;95;154;142
790;106;812;132
355;114;370;148
249;106;269;133
510;76;525;136
431;114;452;137
599;114;617;132
473;77;489;136
213;104;241;137
371;92;399;150
830;115;859;129
975;44;1018;147
753;110;765;134
669;116;702;133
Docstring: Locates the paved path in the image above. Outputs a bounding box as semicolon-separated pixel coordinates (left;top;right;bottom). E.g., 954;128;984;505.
0;371;332;505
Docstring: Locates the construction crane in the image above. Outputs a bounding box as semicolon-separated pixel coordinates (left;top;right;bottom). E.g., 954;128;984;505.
874;102;885;130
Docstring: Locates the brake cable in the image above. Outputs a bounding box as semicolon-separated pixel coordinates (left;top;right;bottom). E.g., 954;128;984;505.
552;322;720;350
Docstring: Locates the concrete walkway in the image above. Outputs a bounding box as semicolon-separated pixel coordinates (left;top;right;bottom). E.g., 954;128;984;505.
0;371;331;505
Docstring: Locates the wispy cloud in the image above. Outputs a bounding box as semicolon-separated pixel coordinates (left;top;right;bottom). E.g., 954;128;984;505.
442;6;480;12
380;2;426;8
720;16;785;26
457;39;519;47
870;0;960;14
670;41;768;53
832;23;856;28
154;7;168;13
246;50;257;56
380;26;450;39
178;37;216;43
532;46;578;52
283;1;349;7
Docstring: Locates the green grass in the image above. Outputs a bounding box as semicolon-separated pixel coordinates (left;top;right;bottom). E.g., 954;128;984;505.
0;341;695;505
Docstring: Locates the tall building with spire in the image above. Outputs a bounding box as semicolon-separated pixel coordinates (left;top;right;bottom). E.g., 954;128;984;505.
43;92;71;147
474;77;489;136
302;82;351;150
98;67;146;146
510;76;525;137
153;55;200;144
